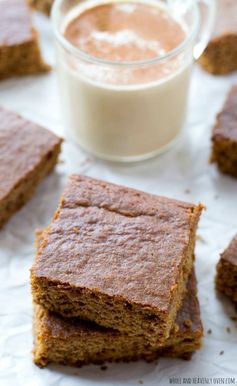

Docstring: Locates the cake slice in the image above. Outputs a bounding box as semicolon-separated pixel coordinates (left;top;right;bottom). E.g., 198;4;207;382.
31;175;203;345
28;0;53;15
211;85;237;177
0;106;62;228
0;0;50;80
216;235;237;305
199;0;237;75
33;270;203;368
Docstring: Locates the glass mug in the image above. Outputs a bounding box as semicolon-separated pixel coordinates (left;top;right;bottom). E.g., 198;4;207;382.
52;0;216;162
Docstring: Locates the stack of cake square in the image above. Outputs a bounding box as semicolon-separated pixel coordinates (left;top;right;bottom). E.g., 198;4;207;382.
31;175;204;367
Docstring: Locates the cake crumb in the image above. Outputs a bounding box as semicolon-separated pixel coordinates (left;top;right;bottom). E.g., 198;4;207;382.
207;329;212;334
101;365;108;371
183;319;192;327
138;381;144;385
196;234;206;243
171;284;177;292
226;327;231;333
219;350;224;355
174;323;179;333
184;189;191;194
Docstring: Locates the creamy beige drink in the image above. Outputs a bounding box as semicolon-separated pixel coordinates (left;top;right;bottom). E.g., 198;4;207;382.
64;2;185;64
57;0;193;161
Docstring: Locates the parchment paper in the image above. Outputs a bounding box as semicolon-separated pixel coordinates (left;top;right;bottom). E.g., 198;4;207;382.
0;12;237;386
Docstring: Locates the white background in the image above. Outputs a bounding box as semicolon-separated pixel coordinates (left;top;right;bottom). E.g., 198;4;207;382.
0;12;237;386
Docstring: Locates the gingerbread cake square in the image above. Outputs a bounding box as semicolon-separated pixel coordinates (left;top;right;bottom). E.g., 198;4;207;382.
199;0;237;75
0;0;50;80
33;270;203;368
28;0;53;15
211;85;237;177
216;235;237;305
31;175;203;344
0;106;62;228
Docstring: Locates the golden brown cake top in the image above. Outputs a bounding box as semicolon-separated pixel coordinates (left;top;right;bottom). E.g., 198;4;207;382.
0;0;33;46
36;270;203;340
221;234;237;266
0;106;62;201
213;0;237;38
212;85;237;142
33;175;203;313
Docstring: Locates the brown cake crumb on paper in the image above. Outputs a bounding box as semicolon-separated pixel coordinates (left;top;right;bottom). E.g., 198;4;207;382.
0;0;50;80
199;0;237;75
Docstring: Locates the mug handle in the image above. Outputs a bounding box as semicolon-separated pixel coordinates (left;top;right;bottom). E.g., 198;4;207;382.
193;0;217;60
